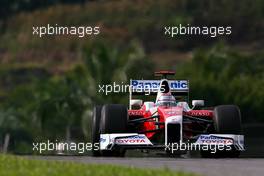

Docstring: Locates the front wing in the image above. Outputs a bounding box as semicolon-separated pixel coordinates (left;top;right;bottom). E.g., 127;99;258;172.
100;133;245;151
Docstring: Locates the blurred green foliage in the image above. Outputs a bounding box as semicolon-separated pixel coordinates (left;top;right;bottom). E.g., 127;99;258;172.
0;41;152;153
0;0;86;20
1;42;263;153
176;44;264;123
1;0;264;54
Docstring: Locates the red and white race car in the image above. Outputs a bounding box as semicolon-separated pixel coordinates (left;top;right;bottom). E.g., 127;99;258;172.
92;71;244;157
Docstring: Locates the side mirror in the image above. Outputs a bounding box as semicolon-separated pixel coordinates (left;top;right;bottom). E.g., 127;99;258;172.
130;99;143;107
192;100;204;107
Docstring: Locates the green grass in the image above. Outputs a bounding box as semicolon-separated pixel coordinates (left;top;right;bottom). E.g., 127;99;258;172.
0;155;197;176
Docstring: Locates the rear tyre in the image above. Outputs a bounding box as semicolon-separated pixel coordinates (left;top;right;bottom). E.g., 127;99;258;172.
201;105;242;158
100;104;128;157
91;106;102;156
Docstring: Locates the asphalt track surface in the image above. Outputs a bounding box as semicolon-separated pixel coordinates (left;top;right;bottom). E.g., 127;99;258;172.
30;156;264;176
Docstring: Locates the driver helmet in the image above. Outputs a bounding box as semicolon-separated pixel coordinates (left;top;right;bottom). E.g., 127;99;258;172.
156;93;176;107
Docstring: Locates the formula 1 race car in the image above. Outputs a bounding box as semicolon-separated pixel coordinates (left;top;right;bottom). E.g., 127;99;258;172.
91;71;244;157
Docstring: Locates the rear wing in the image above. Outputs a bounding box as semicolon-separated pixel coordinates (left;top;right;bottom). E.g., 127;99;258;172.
129;79;189;108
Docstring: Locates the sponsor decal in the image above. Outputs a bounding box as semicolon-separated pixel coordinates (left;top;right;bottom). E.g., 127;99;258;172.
116;139;146;144
198;135;233;145
128;110;144;116
131;80;188;91
164;108;182;116
115;135;149;144
165;111;178;115
186;111;211;116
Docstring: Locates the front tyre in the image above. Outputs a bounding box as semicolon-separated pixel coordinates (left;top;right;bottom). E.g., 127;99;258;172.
214;105;242;134
100;104;128;157
201;105;242;158
91;106;102;156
